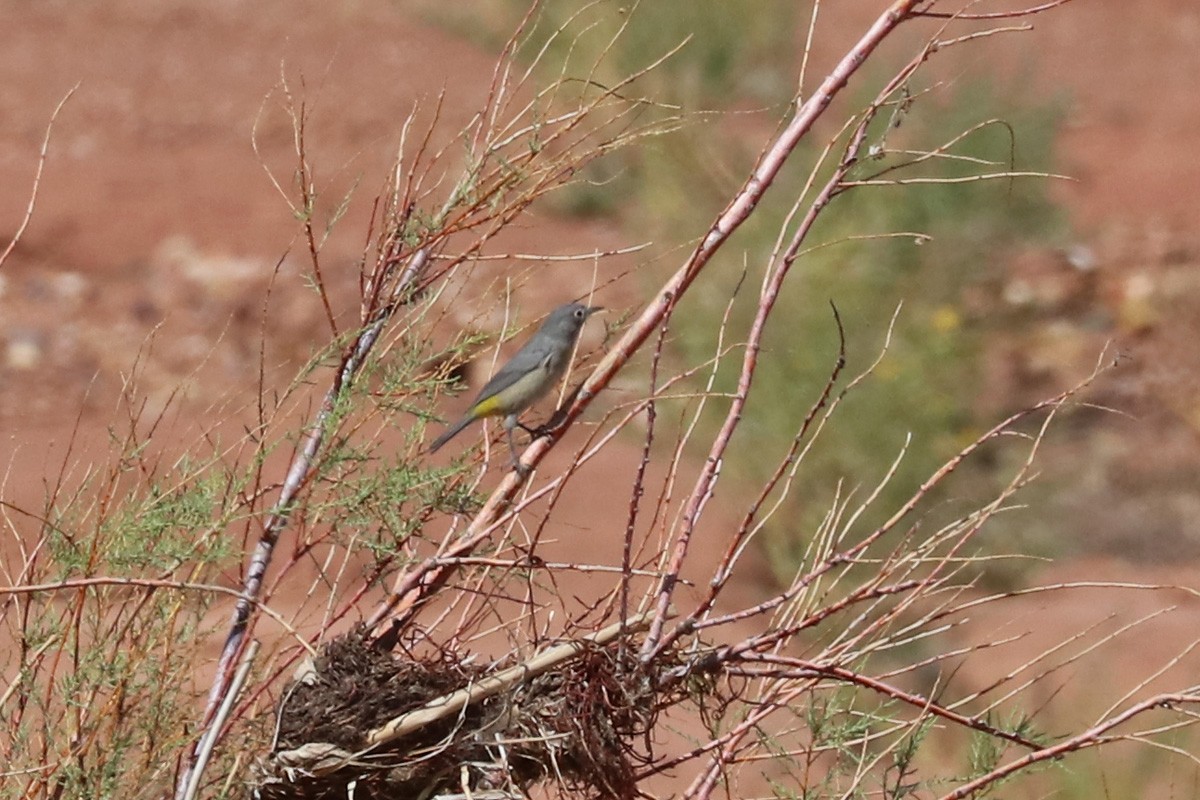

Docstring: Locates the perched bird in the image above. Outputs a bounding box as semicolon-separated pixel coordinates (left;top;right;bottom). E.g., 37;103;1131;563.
429;302;601;469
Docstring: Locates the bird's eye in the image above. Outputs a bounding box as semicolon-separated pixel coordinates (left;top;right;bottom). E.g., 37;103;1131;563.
574;308;584;319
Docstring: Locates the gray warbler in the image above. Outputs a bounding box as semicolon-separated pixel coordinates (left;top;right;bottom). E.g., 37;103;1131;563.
429;302;601;468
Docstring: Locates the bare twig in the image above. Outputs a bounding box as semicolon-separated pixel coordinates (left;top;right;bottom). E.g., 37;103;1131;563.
0;83;79;271
937;692;1200;800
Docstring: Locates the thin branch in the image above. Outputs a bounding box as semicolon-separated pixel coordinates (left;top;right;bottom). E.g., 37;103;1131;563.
916;0;1073;20
936;692;1200;800
0;83;79;271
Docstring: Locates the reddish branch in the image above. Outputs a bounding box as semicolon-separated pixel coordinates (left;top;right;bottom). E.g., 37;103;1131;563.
737;653;1043;750
937;692;1200;800
639;0;1077;659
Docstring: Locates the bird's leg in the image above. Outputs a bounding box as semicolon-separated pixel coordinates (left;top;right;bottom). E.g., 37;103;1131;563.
503;414;531;476
517;413;562;441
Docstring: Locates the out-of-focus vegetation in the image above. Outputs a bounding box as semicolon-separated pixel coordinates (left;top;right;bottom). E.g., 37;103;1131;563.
671;81;1067;577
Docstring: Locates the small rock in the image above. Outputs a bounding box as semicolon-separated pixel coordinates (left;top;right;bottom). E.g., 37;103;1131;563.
50;271;89;304
1065;244;1097;272
1003;278;1034;307
6;331;43;370
1117;272;1158;333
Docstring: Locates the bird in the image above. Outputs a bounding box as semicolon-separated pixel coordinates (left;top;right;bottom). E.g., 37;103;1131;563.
428;302;601;469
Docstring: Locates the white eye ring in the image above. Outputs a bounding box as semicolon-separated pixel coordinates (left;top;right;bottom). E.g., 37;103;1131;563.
574;308;585;319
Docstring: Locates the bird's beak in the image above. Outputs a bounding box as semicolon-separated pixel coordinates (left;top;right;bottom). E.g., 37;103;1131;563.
585;305;604;317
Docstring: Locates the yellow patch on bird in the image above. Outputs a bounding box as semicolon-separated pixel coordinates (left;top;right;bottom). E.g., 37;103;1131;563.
471;394;507;418
468;364;556;421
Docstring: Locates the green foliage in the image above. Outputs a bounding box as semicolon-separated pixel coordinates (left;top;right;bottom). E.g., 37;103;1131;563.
668;77;1067;579
464;0;798;108
885;717;936;798
756;690;943;798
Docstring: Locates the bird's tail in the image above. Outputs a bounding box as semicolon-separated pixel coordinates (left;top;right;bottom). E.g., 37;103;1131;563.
428;414;477;453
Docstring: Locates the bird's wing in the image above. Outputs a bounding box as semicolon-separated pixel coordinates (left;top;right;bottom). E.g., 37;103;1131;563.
469;338;558;405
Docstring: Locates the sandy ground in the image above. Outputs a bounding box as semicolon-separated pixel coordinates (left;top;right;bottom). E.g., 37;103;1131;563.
2;0;1200;795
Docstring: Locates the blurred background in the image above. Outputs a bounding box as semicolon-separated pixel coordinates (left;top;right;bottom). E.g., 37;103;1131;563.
2;1;1199;795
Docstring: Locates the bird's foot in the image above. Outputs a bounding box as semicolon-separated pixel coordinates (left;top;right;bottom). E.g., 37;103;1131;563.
517;421;555;440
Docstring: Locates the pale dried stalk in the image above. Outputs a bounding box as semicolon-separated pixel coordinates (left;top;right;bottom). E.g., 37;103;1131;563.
181;641;260;800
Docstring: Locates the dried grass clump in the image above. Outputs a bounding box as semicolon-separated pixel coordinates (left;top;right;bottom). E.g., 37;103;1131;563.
252;626;670;800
